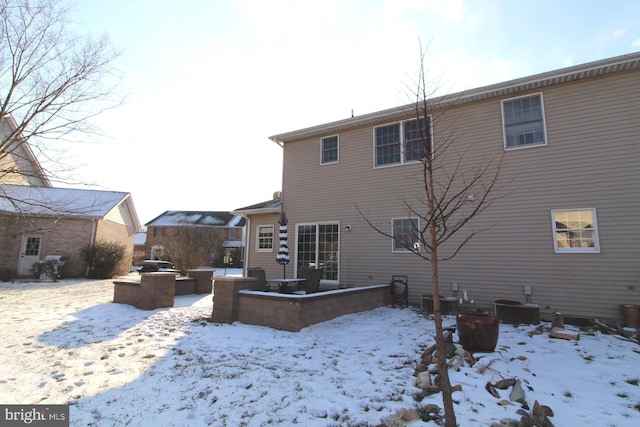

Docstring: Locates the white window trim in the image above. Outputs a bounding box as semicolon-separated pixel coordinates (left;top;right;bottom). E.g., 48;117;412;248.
501;92;548;151
373;116;433;168
391;217;420;253
255;225;274;252
320;134;339;165
550;208;600;253
294;222;340;285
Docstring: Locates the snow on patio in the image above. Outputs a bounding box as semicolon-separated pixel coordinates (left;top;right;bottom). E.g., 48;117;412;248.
0;274;639;426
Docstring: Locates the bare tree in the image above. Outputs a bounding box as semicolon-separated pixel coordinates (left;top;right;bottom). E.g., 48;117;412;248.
0;0;120;189
358;46;507;426
160;227;223;272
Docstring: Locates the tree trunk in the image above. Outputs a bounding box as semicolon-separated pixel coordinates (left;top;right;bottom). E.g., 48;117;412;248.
427;154;457;427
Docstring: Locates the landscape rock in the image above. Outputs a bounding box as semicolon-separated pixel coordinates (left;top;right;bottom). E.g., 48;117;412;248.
416;371;432;389
417;404;442;422
490;418;519;427
385;408;421;427
448;354;464;371
494;378;517;389
486;382;500;398
514;400;554;427
509;379;526;404
413;362;429;375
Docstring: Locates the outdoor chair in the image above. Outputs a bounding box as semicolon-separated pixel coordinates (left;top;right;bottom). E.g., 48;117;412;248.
247;267;271;291
297;267;322;293
390;275;409;308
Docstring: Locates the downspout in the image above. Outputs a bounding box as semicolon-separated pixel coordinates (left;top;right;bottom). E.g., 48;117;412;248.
86;218;97;277
243;216;251;275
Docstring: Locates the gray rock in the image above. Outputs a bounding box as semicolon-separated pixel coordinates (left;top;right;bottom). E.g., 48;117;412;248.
495;378;516;389
416;371;432;389
509;379;526;404
485;382;500;398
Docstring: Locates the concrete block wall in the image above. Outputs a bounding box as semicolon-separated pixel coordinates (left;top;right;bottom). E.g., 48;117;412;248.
175;277;196;295
113;281;139;305
187;269;214;294
211;276;257;324
235;285;392;332
138;273;175;310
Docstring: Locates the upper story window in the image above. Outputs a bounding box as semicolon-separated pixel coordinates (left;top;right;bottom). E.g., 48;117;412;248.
392;217;420;253
502;93;547;150
375;117;431;167
551;209;599;253
321;135;339;164
153;227;163;238
256;225;274;252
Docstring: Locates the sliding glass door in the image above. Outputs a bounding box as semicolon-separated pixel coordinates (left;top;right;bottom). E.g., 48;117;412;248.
296;223;339;284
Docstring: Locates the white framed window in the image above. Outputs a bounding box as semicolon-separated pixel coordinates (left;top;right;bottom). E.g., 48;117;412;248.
295;223;339;283
551;209;599;253
392;218;420;253
502;93;547;150
321;135;339;164
256;225;274;252
374;117;432;167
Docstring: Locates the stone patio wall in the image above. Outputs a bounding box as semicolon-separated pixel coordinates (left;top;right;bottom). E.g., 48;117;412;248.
210;277;391;332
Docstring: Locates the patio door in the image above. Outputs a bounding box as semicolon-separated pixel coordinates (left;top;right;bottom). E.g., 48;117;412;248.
18;234;42;275
295;223;339;285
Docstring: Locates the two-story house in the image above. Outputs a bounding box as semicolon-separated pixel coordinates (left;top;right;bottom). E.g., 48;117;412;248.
236;52;640;321
143;211;246;268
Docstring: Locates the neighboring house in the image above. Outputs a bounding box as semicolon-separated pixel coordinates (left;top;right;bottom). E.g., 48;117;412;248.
143;211;246;267
0;185;140;277
132;231;147;266
233;195;283;268
237;52;640;321
0;113;141;279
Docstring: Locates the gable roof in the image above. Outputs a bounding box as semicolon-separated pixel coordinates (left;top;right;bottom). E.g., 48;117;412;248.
0;115;51;187
0;184;136;220
269;51;640;144
233;198;282;216
145;211;246;228
134;231;147;246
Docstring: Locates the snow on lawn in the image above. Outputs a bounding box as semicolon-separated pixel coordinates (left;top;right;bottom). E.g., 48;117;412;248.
1;274;639;426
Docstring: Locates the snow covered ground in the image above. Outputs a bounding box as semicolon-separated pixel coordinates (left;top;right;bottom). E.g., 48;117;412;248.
1;270;639;426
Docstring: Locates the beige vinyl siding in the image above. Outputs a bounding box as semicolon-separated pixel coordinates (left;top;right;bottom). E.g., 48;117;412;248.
279;68;640;320
246;213;286;278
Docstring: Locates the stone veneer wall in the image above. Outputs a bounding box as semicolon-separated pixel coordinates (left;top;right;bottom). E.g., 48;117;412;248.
210;276;257;324
113;281;139;305
211;276;391;332
187;269;214;294
113;269;213;309
174;277;196;295
113;272;176;310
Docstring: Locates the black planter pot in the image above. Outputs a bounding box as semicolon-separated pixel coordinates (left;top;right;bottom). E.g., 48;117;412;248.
456;312;499;352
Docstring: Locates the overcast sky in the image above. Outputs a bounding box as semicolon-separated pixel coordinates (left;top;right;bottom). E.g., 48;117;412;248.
59;0;640;225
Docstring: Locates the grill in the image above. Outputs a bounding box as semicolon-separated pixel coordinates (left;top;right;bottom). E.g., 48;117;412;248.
40;255;65;274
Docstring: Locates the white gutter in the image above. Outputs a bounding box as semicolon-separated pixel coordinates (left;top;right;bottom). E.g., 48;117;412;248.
269;51;640;144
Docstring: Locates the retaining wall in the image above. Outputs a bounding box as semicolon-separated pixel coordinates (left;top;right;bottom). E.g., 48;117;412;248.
211;276;391;332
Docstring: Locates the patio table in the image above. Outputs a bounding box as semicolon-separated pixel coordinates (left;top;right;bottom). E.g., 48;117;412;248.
267;278;305;293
